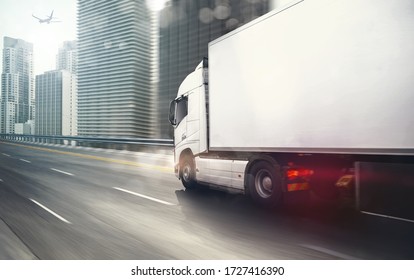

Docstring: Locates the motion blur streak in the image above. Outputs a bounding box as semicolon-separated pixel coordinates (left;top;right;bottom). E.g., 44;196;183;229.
1;141;172;173
0;142;414;259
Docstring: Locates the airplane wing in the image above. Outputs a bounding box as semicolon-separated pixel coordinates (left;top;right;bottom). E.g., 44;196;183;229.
32;14;42;20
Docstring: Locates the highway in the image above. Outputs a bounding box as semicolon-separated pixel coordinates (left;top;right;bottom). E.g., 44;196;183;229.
0;141;413;260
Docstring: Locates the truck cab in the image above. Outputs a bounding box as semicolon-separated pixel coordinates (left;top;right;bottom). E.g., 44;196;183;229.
168;59;209;185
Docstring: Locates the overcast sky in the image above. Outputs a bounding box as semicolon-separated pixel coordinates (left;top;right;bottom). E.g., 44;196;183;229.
0;0;77;75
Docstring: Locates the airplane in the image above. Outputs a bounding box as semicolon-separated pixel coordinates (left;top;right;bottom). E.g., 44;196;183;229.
32;10;60;24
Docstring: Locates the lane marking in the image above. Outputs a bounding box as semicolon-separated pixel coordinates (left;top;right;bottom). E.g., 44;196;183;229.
2;153;11;157
1;141;172;173
0;179;3;182
361;211;414;224
114;187;175;206
300;244;357;260
50;168;74;176
19;159;31;163
29;199;72;224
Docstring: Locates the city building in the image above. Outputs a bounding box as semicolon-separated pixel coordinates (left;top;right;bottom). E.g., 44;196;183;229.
157;0;270;138
1;36;34;134
77;0;157;138
15;120;34;134
35;70;77;136
56;40;78;75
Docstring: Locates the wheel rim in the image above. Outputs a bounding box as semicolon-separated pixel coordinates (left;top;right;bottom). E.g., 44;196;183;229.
255;169;273;198
182;163;192;182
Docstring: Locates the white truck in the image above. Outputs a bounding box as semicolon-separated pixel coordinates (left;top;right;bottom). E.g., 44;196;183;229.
168;0;414;208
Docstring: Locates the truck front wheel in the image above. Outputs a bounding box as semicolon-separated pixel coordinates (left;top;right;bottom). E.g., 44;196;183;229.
247;161;283;208
180;156;197;189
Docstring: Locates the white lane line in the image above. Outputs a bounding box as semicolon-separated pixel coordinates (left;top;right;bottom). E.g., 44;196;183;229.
19;159;31;163
0;179;3;182
29;199;72;224
113;187;175;206
2;153;11;157
300;244;357;260
361;211;414;224
50;168;74;176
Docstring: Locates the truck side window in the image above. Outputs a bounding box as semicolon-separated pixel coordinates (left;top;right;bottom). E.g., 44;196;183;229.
175;97;188;126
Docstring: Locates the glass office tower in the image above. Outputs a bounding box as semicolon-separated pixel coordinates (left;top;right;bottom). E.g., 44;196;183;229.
157;0;270;138
1;37;34;133
77;0;157;137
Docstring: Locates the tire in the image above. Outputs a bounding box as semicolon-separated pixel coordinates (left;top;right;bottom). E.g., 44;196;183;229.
247;161;283;208
180;156;197;189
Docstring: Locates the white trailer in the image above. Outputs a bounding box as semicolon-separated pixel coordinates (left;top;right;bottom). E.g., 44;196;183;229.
168;0;414;208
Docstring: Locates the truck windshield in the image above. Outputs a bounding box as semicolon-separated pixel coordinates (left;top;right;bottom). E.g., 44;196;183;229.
168;100;176;125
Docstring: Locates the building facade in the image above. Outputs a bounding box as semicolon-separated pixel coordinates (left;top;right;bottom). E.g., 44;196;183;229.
77;0;157;138
35;70;77;136
15;120;34;134
157;0;270;138
1;37;34;133
56;40;78;75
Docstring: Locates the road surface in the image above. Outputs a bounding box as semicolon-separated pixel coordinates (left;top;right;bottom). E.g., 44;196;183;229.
0;141;413;259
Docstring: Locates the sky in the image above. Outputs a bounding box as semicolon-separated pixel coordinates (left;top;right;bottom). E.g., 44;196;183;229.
0;0;284;76
0;0;77;75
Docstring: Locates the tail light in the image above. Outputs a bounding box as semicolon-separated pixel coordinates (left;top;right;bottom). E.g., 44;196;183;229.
286;168;314;180
285;167;313;192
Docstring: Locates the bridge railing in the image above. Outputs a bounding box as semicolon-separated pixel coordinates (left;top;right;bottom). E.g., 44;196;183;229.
0;134;174;152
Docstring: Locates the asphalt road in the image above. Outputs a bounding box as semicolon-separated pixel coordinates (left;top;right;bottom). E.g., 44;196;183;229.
0;141;413;260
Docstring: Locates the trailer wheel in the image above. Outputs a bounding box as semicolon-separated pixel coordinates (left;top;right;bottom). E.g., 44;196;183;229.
180;156;197;189
247;161;283;208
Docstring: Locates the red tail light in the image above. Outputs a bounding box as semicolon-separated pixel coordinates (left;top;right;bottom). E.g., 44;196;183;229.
286;168;314;180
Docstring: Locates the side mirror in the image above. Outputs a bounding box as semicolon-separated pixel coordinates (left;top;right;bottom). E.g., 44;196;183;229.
168;100;177;126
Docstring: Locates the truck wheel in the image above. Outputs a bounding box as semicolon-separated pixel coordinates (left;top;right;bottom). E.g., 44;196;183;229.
180;156;197;189
247;161;283;208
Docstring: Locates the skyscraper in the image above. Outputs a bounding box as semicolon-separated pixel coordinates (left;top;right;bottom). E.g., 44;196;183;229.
35;70;77;136
157;0;270;138
56;40;78;75
1;36;34;133
77;0;157;138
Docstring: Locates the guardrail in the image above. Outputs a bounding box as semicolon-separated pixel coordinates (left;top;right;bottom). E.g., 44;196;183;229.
0;133;174;151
